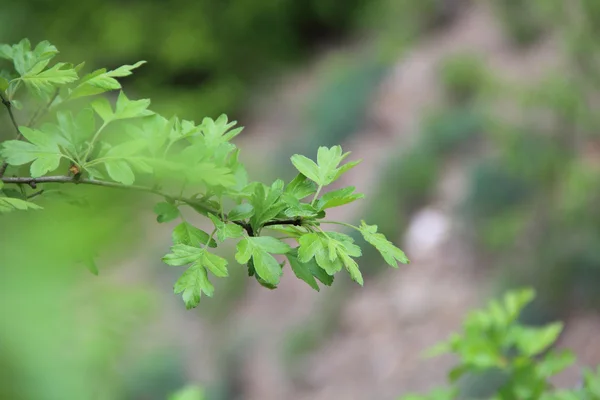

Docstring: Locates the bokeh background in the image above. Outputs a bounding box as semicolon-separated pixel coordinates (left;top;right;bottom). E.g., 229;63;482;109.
2;0;600;399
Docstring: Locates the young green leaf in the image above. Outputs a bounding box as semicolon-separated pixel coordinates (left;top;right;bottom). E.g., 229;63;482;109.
0;196;43;213
249;182;286;231
234;236;291;286
162;244;202;266
154;202;180;223
20;62;78;96
359;221;409;267
207;213;244;241
174;262;214;309
91;91;153;123
285;173;317;200
1;126;64;177
201;251;229;278
104;160;135;185
172;222;217;248
291;145;361;186
69;61;146;99
316;186;364;210
227;203;254;221
286;250;333;291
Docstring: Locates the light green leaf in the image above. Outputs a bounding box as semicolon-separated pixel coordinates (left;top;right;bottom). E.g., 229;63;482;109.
316;186;364;210
291;146;361;186
235;238;253;264
290;155;320;183
298;233;323;263
250;236;291;254
201;251;229;278
172;222;216;248
0;44;13;60
252;249;283;286
104;160;135;185
0;196;43;213
228;203;254;221
359;221;409;267
153;202;180;223
91;97;114;122
207;213;244;241
0;126;64;177
513;323;564;356
285;173;317;199
168;386;205;400
338;252;363;286
162;244;203;266
114;90;153;120
249;183;286;231
20;62;78;96
174;262;213;309
70;61;146;99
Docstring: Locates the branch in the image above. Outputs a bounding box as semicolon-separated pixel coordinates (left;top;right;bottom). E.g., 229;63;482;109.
0;92;22;177
1;175;304;235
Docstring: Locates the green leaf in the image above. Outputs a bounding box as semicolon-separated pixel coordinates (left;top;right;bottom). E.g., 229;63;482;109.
228;203;254;221
174;262;214;309
286;252;320;291
199;114;243;149
250;236;292;254
513;323;563;356
249;182;286;231
291;146;361;187
359;221;409;267
298;233;323;263
207;213;244;241
153;202;180;223
70;61;146;99
104;160;135;185
0;76;8;92
285;173;317;200
537;350;576;378
316;186;364;210
202;251;229;278
168;386;205;400
252;249;283;286
20;62;78;96
91;91;153;123
172;222;216;248
235;238;252;264
0;196;43;213
290;155;320;183
0;126;64;177
162;244;202;266
338;251;363;286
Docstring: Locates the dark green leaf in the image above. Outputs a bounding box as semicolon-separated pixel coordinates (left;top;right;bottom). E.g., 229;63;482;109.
285;173;317;200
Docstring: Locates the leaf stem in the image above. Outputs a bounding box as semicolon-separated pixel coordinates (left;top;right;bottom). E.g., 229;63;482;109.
318;220;360;231
311;185;322;206
0;92;23;177
82;121;109;164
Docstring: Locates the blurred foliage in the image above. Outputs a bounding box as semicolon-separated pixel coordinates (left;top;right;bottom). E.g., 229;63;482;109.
0;0;377;119
437;53;490;105
0;189;157;399
489;0;550;46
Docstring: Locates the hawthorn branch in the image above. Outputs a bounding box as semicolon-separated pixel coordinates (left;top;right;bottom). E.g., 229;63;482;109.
0;92;22;177
27;89;59;128
1;175;303;235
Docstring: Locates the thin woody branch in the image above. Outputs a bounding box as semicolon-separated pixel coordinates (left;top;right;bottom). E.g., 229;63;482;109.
0;92;23;177
1;175;304;236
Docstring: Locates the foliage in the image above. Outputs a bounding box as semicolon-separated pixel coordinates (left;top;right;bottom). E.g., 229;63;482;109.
399;288;600;399
0;0;377;118
0;38;409;310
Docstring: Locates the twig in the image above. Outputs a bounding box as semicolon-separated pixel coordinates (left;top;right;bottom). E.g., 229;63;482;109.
0;92;23;177
27;189;45;200
1;175;303;235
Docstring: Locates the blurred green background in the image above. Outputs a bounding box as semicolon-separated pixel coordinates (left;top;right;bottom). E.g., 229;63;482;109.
3;0;600;399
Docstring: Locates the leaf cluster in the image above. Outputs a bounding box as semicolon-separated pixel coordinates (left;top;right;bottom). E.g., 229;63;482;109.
0;39;409;309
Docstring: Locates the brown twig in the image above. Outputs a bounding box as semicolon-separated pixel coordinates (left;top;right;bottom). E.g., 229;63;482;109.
0;92;22;177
